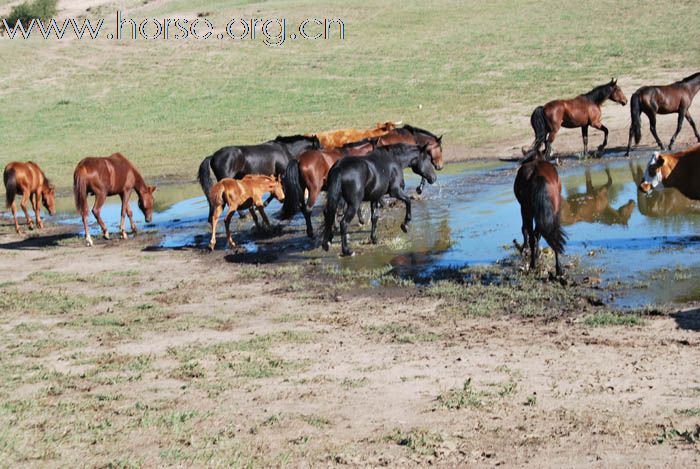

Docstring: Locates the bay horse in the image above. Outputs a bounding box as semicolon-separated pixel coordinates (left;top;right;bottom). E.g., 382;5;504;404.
625;72;700;155
3;161;55;234
208;175;285;251
278;138;377;238
73;153;156;246
378;125;444;193
321;144;437;257
524;79;627;161
198;135;320;217
638;144;700;200
310;121;397;149
513;157;567;276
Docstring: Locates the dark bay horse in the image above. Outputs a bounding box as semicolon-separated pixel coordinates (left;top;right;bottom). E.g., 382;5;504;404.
198;135;320;217
73;153;156;246
378;125;444;193
278;138;377;238
514;158;567;276
321;144;437;256
626;72;700;155
525;79;627;161
3;161;55;234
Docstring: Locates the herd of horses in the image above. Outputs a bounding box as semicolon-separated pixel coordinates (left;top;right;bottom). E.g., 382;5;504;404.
3;72;700;276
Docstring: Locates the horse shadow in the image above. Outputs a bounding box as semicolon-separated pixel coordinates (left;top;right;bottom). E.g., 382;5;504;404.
0;232;76;250
671;308;700;332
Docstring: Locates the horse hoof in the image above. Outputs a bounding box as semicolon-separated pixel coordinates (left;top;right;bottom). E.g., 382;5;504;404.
371;237;378;245
341;250;355;257
86;238;93;247
120;232;128;240
322;242;330;251
400;223;409;233
416;186;423;195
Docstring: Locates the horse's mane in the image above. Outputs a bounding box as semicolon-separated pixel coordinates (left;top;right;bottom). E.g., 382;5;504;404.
342;137;377;148
402;124;440;141
372;143;417;157
681;72;700;83
273;134;318;144
582;82;615;104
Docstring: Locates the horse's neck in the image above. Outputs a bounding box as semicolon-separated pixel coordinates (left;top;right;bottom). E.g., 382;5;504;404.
397;151;415;168
132;170;148;195
683;77;700;96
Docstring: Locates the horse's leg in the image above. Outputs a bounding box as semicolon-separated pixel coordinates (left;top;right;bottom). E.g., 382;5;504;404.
647;112;664;150
554;250;563;277
593;123;609;152
370;201;380;244
357;204;366;225
19;192;34;230
545;127;559;162
263;193;274;207
225;206;238;249
248;207;261;229
389;186;412;232
80;201;93;247
668;109;686;150
10;200;21;234
257;205;272;230
416;177;426;195
340;201;358;257
302;189;317;239
118;192;129;239
514;206;530;254
581;125;589;155
32;192;44;229
209;203;224;250
92;192;109;239
686;111;700;142
125;202;137;234
528;225;538;271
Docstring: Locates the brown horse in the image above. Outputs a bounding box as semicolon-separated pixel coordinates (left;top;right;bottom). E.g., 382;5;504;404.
278;139;377;238
311;121;398;148
560;168;635;226
525;79;628;161
638;144;700;200
208;175;285;250
3;161;55;234
73;153;156;246
630;161;700;217
513;157;567;276
626;72;700;155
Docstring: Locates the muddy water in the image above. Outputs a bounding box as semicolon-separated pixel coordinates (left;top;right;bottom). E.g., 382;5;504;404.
24;155;700;308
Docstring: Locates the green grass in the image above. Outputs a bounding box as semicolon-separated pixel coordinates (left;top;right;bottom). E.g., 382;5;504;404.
1;0;698;188
583;312;645;327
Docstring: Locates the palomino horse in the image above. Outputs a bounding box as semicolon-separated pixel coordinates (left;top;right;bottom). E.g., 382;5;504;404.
208;175;285;250
639;144;700;200
198;135;319;217
3;161;55;234
321;144;437;257
560;168;635;226
513;157;567;276
278;138;377;238
73;153;156;246
626;72;700;155
525;79;628;161
311;121;397;149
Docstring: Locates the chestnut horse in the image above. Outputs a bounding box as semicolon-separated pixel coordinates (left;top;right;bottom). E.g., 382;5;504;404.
278;138;377;238
626;72;700;155
208;175;285;250
525;79;627;161
3;161;55;234
311;121;397;149
73;153;156;246
513;157;567;276
638;144;700;200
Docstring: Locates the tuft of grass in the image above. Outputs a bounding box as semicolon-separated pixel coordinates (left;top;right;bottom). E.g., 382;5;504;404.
437;378;486;409
387;428;443;457
583;312;645;327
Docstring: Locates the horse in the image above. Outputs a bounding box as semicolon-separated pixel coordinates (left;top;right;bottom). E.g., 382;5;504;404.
310;121;397;149
208;175;285;251
560;168;635;226
73;153;156;247
638;144;700;200
377;125;444;193
198;135;320;218
278;138;377;238
524;79;627;161
3;161;55;234
625;72;700;156
321;144;437;257
629;161;700;217
513;157;567;276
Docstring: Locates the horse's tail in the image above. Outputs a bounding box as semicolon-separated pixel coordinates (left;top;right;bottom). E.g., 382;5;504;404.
73;165;87;213
630;92;642;145
321;167;342;247
198;155;214;215
278;159;304;220
532;175;567;255
208;182;225;225
524;106;549;154
4;167;17;208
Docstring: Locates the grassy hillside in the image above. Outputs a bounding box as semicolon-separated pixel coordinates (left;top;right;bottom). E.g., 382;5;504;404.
0;0;698;188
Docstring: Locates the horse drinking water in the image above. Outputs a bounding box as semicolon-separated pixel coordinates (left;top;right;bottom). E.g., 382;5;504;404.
626;72;700;155
73;153;156;246
3;161;55;234
638;144;700;200
514;157;567;276
524;79;627;161
321;144;437;257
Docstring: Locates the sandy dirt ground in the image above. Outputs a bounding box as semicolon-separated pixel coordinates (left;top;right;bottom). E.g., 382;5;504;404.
1;221;699;466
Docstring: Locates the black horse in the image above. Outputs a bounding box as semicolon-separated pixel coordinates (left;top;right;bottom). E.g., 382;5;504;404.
321;143;437;256
198;134;320;217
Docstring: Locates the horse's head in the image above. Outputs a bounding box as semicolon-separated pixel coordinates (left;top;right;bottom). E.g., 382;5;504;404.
609;78;627;106
43;184;56;215
639;151;665;194
270;176;285;202
138;185;157;223
427;135;444;170
412;144;437;184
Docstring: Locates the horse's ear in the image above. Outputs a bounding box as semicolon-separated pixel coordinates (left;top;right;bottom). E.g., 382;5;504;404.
437;134;443;144
420;143;429;153
149;185;157;193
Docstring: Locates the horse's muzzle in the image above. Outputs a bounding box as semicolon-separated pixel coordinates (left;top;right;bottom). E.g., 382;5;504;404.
638;182;652;194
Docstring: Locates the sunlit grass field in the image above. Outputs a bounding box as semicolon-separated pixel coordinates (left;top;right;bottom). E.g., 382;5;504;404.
0;0;698;188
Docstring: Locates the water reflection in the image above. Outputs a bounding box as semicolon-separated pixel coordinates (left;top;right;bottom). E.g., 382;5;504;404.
561;168;635;226
629;162;700;217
